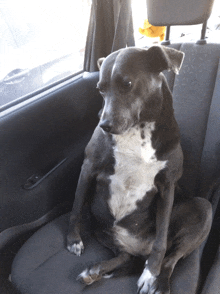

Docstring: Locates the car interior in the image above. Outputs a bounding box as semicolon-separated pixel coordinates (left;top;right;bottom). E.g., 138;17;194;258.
1;0;220;293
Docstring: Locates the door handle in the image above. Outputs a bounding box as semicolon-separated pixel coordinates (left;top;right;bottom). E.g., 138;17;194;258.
23;158;67;190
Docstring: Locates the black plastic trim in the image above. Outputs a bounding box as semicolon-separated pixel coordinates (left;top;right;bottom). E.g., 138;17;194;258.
23;158;67;190
0;70;83;113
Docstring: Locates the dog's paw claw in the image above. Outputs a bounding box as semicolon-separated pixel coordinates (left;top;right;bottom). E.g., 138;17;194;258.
103;273;114;279
77;269;94;285
67;241;84;256
137;267;156;294
77;267;101;285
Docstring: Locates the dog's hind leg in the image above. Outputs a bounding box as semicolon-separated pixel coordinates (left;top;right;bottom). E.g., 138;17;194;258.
77;252;132;285
137;197;212;294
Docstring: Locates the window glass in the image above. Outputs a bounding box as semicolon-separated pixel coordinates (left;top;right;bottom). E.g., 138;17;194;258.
0;0;91;108
132;0;220;47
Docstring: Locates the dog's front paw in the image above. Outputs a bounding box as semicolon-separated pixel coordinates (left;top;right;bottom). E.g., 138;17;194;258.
67;232;84;256
67;240;84;256
77;266;101;285
137;265;156;294
137;263;170;294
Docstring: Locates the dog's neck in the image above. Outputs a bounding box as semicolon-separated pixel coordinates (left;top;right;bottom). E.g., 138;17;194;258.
112;122;157;162
151;78;180;158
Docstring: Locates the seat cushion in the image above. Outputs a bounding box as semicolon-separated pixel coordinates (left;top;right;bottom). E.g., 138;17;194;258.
11;213;139;294
11;212;202;294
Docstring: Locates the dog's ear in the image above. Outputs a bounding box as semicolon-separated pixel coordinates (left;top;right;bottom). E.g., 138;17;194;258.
146;46;184;74
97;57;105;70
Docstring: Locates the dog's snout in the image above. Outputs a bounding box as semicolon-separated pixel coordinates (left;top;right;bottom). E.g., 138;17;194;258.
100;120;112;133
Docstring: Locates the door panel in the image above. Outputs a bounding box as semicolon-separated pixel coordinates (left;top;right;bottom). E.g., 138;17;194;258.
1;72;101;232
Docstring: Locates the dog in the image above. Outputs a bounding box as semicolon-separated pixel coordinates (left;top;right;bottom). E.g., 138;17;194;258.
67;46;212;294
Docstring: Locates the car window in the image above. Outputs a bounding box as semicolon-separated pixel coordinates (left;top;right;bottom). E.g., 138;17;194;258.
1;0;219;109
0;0;91;108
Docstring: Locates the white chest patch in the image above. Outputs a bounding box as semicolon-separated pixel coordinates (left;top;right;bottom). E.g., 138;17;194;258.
108;122;166;221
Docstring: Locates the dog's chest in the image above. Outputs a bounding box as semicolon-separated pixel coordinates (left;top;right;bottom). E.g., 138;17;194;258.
108;123;166;220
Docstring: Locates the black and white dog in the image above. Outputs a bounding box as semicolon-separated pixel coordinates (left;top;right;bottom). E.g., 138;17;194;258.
67;46;212;294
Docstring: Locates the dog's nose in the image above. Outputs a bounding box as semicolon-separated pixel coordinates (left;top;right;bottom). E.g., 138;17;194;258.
100;120;112;133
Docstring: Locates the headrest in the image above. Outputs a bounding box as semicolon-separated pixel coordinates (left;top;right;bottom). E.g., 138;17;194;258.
146;0;215;26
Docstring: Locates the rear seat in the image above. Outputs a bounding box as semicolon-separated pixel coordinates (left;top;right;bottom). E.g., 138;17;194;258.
164;43;220;196
161;40;220;294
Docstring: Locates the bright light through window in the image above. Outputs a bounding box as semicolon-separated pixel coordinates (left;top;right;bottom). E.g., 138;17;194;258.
132;0;220;47
1;0;220;108
0;0;91;107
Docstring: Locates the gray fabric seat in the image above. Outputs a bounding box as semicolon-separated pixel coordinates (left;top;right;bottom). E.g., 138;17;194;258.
11;212;201;294
11;42;220;293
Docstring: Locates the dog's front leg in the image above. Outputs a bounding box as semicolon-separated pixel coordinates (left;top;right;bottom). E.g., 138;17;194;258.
67;159;95;256
148;183;175;276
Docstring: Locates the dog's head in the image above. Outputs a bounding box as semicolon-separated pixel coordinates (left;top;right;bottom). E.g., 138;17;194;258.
97;46;184;135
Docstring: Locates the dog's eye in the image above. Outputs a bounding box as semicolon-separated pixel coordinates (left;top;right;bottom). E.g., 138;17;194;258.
123;80;132;88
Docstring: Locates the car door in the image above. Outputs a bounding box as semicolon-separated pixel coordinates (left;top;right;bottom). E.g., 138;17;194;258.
0;0;136;238
0;0;100;237
1;71;102;233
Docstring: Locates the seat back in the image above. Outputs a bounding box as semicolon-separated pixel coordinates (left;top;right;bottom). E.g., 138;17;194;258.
146;0;220;196
163;43;220;196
